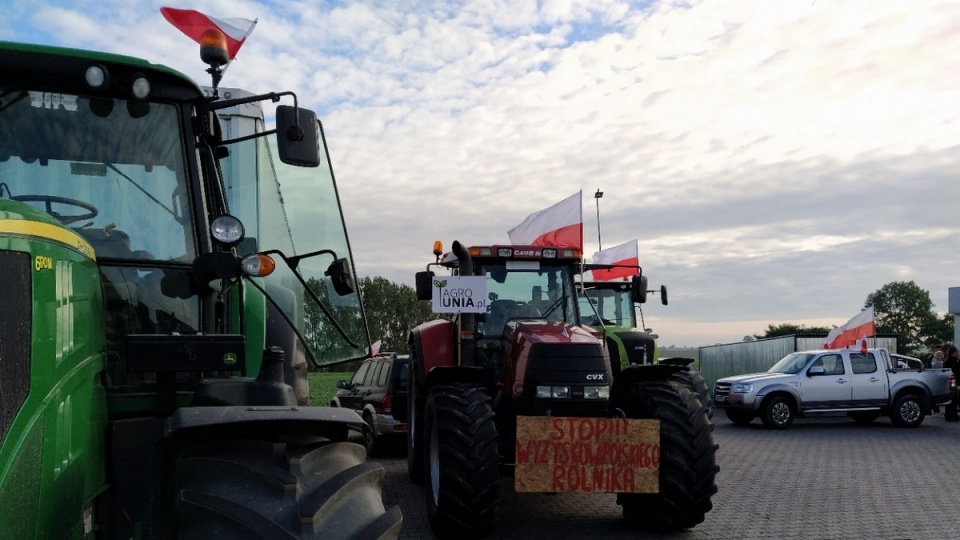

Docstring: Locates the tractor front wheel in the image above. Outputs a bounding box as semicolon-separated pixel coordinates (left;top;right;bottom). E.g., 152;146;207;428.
173;436;402;540
616;380;719;532
424;383;499;539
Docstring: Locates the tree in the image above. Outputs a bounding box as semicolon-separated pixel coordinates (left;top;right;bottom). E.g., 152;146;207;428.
358;276;436;354
864;281;941;353
753;323;833;340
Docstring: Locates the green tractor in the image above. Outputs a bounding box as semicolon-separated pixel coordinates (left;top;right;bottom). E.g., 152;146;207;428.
578;275;711;410
0;41;400;538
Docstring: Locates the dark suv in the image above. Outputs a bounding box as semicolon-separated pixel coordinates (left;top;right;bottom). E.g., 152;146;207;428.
332;353;409;454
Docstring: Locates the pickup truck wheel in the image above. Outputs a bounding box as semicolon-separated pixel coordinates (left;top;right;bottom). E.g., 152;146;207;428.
725;409;754;426
616;381;719;531
849;411;880;425
425;383;499;538
761;395;794;429
890;394;924;427
173;436;402;540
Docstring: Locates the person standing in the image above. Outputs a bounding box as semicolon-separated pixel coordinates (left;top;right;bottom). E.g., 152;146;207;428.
944;346;960;422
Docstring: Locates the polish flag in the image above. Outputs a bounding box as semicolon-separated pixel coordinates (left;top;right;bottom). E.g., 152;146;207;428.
823;307;876;350
590;240;639;281
507;192;582;250
161;7;258;60
369;339;382;356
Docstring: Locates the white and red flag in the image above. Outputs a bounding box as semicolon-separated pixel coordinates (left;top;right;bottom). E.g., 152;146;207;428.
161;7;257;60
590;240;639;281
507;191;582;250
823;307;876;350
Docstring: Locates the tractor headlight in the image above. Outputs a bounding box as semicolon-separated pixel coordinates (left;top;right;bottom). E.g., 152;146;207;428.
731;383;753;394
536;385;571;399
584;385;610;399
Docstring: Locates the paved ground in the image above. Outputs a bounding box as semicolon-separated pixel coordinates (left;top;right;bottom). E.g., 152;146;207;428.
372;412;960;540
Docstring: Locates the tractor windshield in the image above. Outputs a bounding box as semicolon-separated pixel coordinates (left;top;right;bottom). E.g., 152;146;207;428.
0;89;196;261
479;261;577;336
578;284;634;327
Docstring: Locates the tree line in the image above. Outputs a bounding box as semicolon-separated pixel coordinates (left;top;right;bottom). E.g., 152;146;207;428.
754;280;954;354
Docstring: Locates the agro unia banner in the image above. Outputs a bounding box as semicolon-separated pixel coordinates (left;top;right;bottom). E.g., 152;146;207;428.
431;276;487;314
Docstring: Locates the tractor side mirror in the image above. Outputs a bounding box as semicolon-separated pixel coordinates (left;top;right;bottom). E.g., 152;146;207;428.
325;258;355;296
415;271;435;300
276;105;321;167
631;274;648;304
660;285;668;306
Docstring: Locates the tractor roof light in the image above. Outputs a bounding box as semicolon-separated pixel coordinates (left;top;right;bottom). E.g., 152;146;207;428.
432;241;443;257
497;248;513;257
131;75;151;100
241;253;276;277
84;64;109;90
542;248;557;258
562;249;580;259
211;215;245;247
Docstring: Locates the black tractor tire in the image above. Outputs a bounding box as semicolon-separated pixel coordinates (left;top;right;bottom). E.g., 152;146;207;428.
760;395;795;430
890;393;924;427
849;411;881;425
174;436;402;540
424;383;499;539
724;409;755;426
669;367;713;418
407;379;426;484
616;380;719;532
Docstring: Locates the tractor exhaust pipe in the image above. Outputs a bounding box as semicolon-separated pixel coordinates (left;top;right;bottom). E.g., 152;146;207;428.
451;241;476;368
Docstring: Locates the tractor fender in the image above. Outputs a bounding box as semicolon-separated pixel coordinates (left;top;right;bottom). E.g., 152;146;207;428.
409;319;455;383
163;405;365;443
658;356;696;367
611;363;685;402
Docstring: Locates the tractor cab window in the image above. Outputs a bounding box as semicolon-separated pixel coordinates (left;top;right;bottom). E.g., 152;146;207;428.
578;285;633;327
0;89;200;392
0;90;196;262
479;262;576;336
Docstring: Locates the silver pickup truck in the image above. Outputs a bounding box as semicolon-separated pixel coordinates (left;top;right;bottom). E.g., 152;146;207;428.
713;348;956;429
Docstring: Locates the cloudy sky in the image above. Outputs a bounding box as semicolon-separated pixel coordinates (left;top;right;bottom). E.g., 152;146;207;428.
5;0;958;346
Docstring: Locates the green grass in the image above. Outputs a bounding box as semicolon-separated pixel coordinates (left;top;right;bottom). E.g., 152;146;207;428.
308;371;352;406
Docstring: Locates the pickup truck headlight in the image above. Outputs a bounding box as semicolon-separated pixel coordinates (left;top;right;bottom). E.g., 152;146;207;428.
731;383;754;394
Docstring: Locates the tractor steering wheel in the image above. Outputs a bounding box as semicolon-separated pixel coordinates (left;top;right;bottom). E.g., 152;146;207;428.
11;195;99;225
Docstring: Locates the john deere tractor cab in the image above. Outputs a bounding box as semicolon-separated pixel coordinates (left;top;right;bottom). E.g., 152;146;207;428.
0;41;400;538
401;240;717;538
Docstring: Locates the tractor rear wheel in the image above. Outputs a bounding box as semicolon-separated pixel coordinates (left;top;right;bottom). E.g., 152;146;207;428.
616;381;719;532
424;383;499;539
669;367;713;418
173;436;402;540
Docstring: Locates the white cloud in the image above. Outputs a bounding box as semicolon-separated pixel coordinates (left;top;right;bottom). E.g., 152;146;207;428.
5;0;958;346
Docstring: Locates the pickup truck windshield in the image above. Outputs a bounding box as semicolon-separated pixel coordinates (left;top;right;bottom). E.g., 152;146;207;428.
768;353;815;374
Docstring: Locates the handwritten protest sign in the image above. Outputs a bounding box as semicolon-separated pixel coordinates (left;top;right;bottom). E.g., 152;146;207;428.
515;416;660;493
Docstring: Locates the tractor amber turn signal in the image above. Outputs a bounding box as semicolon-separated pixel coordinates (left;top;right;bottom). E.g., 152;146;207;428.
241;253;276;277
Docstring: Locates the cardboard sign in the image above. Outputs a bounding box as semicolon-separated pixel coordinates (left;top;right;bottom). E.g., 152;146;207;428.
431;275;487;313
515;416;660;493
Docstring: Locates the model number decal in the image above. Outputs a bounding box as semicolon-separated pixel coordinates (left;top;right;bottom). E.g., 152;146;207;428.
35;255;53;271
586;373;605;381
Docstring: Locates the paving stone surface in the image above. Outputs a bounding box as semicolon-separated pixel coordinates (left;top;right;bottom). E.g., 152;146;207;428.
372;412;960;539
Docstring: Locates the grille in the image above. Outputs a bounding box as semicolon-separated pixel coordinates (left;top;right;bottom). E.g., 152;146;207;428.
0;251;31;446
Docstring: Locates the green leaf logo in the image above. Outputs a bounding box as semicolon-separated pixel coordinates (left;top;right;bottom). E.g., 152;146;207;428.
434;279;447;288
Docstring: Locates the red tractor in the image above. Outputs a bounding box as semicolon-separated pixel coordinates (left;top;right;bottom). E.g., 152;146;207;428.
397;241;718;538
